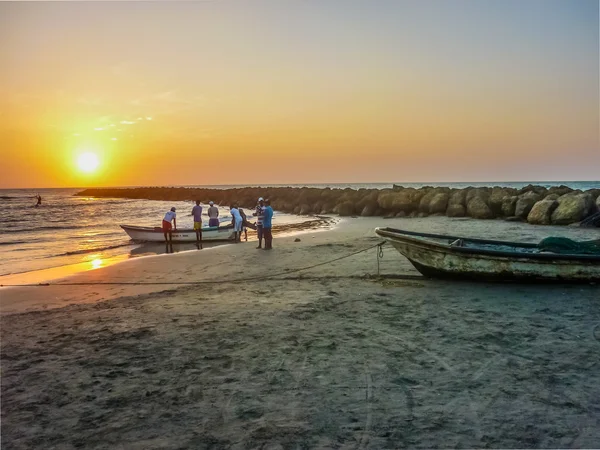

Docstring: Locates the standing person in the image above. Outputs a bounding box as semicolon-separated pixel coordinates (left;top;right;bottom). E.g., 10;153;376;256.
207;201;219;227
191;200;203;248
163;207;177;243
262;199;274;250
253;197;265;249
230;204;243;242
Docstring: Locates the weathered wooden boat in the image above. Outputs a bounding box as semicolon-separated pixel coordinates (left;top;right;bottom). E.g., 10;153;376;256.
121;224;236;242
375;227;600;282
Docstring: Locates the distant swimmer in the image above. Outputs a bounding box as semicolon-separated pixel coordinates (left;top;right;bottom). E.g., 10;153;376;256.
163;207;177;243
34;194;42;207
207;201;219;227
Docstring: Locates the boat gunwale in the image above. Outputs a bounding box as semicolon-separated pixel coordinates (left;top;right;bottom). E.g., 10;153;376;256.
120;224;233;233
375;227;600;262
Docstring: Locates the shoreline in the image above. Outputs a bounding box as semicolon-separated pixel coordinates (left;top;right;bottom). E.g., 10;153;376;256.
1;215;598;315
0;216;338;288
1;215;599;448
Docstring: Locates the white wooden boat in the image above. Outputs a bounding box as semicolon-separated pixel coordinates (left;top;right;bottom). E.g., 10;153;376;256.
121;224;236;242
375;227;600;282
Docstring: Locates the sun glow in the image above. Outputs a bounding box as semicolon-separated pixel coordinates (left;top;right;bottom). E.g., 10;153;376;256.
77;152;99;173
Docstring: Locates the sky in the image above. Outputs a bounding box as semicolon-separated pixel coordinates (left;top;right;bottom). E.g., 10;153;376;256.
0;0;598;188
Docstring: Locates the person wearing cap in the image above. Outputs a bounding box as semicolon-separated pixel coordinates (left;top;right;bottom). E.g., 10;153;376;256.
207;201;219;227
262;199;274;250
253;197;265;248
162;207;177;243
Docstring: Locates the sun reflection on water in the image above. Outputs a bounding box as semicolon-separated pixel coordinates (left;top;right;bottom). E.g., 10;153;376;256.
91;258;103;269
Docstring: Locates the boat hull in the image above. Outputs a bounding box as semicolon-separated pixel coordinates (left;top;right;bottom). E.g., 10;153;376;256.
376;227;600;282
121;225;236;243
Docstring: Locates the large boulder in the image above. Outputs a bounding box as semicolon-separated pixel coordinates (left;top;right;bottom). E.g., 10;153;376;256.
446;204;466;217
360;201;378;217
299;204;312;215
355;190;379;212
518;184;547;196
337;201;356;217
466;188;490;205
270;199;284;211
429;193;450;214
527;200;558;225
489;187;517;215
377;188;424;213
544;194;560;201
585;189;600;204
597;195;600;212
320;202;335;214
501;196;518;217
547;185;573;197
551;193;596;225
338;189;361;205
448;189;467;207
418;189;438;212
514;192;542;218
467;196;494;219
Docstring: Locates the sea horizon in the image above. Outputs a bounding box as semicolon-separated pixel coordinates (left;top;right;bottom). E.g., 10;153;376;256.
2;179;599;192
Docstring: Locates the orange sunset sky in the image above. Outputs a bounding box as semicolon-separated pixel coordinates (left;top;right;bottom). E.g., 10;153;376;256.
0;0;598;188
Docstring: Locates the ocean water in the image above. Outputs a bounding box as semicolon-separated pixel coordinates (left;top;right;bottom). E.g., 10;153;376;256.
0;189;302;277
1;181;598;278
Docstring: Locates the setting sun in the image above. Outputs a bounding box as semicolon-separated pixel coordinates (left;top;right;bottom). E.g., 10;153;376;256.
77;152;99;173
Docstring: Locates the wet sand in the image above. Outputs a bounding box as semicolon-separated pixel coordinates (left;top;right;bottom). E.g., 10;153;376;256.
1;217;599;449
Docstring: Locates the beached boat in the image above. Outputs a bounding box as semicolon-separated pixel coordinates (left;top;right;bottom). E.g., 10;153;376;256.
121;224;236;242
375;227;600;282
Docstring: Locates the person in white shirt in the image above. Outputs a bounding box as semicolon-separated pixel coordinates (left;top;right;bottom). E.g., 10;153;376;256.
162;207;177;243
230;204;243;242
207;201;219;227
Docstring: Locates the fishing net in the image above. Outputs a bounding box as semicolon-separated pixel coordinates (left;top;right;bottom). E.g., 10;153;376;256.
538;237;600;255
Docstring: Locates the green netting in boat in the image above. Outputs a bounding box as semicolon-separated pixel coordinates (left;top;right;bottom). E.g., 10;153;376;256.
538;237;600;255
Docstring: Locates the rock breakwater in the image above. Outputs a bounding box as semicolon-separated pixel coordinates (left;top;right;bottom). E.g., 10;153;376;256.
76;184;600;226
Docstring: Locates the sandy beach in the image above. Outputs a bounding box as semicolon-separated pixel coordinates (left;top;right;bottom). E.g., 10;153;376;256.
1;217;599;449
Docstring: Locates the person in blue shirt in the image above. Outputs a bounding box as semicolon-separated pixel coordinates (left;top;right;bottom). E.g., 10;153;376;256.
262;199;274;250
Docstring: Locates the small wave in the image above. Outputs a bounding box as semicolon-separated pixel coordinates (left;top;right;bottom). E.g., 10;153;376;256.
57;243;134;257
0;240;28;246
0;218;29;223
1;225;91;233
